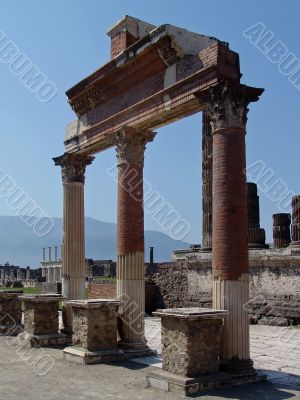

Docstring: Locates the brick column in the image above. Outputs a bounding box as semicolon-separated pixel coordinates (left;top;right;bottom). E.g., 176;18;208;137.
53;153;94;333
114;128;155;351
202;112;213;250
198;82;264;377
291;195;300;246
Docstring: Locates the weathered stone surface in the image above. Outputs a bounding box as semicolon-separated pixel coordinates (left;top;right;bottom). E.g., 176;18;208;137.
20;295;62;336
147;253;300;325
0;292;22;335
156;309;225;377
69;300;122;352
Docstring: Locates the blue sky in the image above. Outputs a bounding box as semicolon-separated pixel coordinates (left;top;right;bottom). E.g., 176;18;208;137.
0;0;299;246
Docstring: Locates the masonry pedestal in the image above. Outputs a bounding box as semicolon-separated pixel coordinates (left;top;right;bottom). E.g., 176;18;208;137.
0;291;23;335
63;299;124;364
18;294;71;347
146;308;234;396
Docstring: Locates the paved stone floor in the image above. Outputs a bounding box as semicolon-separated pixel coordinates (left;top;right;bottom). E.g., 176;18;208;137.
0;318;299;399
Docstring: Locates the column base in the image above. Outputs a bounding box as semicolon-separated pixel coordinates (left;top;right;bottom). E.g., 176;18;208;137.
118;340;156;358
220;358;257;379
146;367;266;397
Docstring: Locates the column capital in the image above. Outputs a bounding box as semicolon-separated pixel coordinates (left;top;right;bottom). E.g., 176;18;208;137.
114;128;156;166
197;81;264;132
53;153;94;184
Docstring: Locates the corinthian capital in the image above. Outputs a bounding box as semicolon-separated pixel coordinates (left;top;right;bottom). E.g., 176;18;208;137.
197;81;264;132
114;128;156;166
53;153;94;184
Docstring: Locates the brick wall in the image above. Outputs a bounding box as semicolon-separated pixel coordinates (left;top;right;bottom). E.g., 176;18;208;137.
88;280;117;299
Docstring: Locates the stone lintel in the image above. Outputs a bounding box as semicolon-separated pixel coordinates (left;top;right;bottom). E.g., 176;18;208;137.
154;307;228;320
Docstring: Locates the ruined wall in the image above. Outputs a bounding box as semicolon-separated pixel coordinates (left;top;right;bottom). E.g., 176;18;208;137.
149;249;300;326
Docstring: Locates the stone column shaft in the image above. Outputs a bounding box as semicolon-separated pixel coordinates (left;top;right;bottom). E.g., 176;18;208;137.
115;128;155;349
202;112;212;249
53;153;94;333
62;182;85;296
199;82;264;375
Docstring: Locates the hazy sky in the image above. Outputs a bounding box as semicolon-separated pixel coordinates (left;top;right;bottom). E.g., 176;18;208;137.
0;0;299;246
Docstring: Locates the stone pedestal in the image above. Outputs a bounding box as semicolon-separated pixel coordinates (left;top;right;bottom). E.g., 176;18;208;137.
0;291;23;335
147;308;265;396
63;299;124;364
18;294;71;347
147;308;236;396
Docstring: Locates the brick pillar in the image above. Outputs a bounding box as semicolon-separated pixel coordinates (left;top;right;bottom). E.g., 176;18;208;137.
247;182;267;248
202;112;212;250
53;153;94;333
291;196;300;246
199;82;264;377
114;128;155;351
273;213;291;248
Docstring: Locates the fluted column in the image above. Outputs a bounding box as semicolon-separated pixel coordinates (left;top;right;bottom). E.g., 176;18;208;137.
202;112;213;249
198;82;264;377
114;128;155;350
53;153;94;333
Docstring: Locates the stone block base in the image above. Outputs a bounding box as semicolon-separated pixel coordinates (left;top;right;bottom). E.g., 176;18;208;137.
63;346;125;365
63;345;156;365
17;331;72;347
146;368;267;397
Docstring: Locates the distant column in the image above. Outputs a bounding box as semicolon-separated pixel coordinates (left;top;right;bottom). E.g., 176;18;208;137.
247;182;267;248
10;269;14;280
26;267;30;281
291;196;300;246
0;269;4;281
202;112;213;249
273;213;291;248
17;269;22;281
53;153;94;333
42;247;46;262
48;247;52;262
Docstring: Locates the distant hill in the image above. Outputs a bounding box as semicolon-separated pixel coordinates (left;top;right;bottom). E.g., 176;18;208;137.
0;215;190;267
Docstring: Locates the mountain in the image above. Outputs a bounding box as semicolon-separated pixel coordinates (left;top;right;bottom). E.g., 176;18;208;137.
0;215;190;267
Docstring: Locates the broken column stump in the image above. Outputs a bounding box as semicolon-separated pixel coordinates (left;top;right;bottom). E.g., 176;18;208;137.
63;299;124;364
0;290;23;335
18;294;71;347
